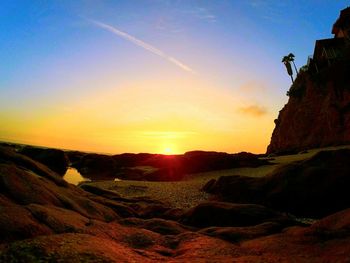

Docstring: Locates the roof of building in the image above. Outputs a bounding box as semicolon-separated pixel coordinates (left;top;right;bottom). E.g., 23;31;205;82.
332;7;350;34
313;38;345;59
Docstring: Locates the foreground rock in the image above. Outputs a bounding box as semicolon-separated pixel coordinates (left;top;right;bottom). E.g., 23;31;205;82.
181;201;293;228
204;149;350;218
19;146;69;175
1;145;350;261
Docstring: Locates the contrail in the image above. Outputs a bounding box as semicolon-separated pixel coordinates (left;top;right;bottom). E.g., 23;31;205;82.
89;19;195;74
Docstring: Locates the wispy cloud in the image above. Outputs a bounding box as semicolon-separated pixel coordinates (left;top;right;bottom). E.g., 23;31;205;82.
238;105;267;117
248;0;285;23
238;81;266;93
194;7;216;22
185;7;216;23
249;0;266;8
89;19;195;74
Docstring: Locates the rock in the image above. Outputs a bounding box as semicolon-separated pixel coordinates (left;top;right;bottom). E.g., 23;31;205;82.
71;150;269;181
267;64;350;154
20;146;69;175
123;232;156;249
201;178;216;192
181;201;293;228
79;184;122;200
183;151;269;174
0;233;163;262
87;197;137;218
261;149;350;217
119;217;193;235
162;208;185;221
0;146;68;187
26;204;90;233
239;208;350;262
204;149;350;218
75;153;118;179
1;142;350;262
65;150;86;167
0;204;52;243
204;175;262;204
0;147;119;222
140;218;191;235
135;204;173;219
309;207;350;235
199;222;284;242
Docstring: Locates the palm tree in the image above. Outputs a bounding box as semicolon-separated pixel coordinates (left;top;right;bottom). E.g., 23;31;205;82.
282;55;294;83
288;53;298;75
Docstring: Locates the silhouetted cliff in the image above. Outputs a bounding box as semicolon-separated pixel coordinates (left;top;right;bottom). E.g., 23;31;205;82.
267;61;350;154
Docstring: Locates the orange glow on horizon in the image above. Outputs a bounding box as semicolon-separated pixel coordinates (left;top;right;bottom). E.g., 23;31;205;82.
163;147;173;154
0;78;275;155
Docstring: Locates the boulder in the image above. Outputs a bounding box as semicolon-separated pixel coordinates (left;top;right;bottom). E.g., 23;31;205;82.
0;147;119;221
0;146;68;187
119;217;193;235
181;201;293;228
79;184;122;200
204;149;350;218
26;204;90;233
0;233;163;262
183;151;269;174
199;222;284;243
75;153;118;179
239;208;350;262
0;205;52;243
20;146;69;175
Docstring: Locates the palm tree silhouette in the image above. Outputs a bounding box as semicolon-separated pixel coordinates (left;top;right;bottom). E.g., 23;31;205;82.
287;53;298;75
282;55;294;83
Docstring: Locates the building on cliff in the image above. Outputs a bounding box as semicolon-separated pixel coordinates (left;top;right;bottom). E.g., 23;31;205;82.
332;7;350;39
309;7;350;72
267;7;350;154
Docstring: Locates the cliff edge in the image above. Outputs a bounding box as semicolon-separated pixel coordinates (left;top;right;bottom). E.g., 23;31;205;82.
267;7;350;154
267;62;350;154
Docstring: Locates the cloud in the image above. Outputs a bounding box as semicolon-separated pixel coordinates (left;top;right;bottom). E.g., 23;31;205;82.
195;7;216;22
238;81;266;93
248;1;285;23
185;7;216;23
249;0;266;8
238;105;267;117
89;19;195;74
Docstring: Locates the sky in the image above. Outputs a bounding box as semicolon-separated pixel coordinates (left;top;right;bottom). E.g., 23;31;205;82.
0;0;349;154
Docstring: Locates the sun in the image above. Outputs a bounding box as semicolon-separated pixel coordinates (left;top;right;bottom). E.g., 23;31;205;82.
163;147;173;155
159;142;180;155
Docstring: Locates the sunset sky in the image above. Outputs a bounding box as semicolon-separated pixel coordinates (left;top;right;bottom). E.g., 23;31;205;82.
0;1;348;154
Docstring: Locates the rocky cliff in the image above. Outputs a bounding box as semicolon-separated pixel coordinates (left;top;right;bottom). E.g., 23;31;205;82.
267;61;350;154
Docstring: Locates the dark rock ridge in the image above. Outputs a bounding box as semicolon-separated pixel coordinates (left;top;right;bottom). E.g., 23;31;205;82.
69;150;268;181
181;202;293;228
19;146;69;175
204;149;350;218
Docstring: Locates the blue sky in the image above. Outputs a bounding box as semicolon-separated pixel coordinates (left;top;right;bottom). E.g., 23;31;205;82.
0;1;349;153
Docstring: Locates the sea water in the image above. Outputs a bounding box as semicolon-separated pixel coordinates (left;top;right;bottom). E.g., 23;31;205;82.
63;167;90;185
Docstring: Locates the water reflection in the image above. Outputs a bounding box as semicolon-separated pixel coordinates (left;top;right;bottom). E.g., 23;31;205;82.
63;167;90;185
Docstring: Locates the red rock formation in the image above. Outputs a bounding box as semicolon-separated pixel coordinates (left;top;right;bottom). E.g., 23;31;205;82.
2;146;350;261
267;62;350;154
